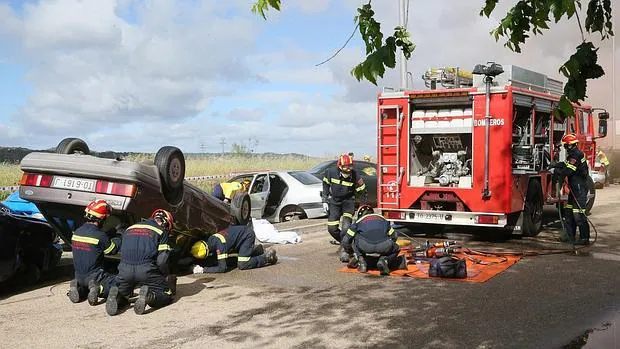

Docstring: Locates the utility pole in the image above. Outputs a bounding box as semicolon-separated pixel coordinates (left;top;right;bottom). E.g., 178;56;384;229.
219;137;226;154
199;142;206;153
613;13;616;149
398;0;408;89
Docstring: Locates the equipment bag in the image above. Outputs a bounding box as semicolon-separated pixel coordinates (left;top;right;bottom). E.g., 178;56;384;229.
428;256;467;278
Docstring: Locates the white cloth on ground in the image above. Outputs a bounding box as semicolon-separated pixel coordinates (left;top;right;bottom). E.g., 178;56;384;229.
252;218;302;244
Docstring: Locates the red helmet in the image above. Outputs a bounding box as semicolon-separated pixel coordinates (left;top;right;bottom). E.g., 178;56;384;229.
356;204;374;218
151;209;174;231
561;133;579;145
84;200;110;220
337;154;353;172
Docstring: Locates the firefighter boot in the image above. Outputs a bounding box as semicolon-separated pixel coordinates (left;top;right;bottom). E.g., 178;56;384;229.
106;286;127;316
67;279;80;303
377;257;390;276
357;255;368;273
338;246;350;263
252;244;264;257
266;248;278;265
396;255;408;270
134;285;156;315
166;275;178;296
347;256;358;269
87;279;101;306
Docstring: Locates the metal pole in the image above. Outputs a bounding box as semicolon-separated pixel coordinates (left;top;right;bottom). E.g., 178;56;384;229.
398;0;407;89
483;76;492;200
613;15;616;149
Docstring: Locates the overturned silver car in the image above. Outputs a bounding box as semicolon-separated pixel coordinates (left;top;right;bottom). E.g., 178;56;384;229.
18;137;251;264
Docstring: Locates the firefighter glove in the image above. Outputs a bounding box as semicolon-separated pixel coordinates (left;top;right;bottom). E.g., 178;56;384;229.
322;203;329;214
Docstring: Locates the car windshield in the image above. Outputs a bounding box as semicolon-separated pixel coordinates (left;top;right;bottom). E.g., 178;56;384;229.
288;171;322;185
308;161;332;174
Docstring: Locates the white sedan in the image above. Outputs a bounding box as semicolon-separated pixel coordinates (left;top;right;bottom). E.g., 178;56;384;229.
227;171;327;223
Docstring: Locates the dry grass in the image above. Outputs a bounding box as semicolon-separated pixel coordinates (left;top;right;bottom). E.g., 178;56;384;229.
0;155;328;197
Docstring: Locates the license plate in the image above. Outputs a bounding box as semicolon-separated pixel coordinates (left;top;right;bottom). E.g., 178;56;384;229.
51;176;96;192
415;212;445;222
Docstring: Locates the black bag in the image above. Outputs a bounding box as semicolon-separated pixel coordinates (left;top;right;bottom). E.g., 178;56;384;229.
428;256;467;278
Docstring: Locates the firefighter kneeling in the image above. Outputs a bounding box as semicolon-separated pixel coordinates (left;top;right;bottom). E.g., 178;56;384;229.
190;222;277;273
342;205;407;275
322;153;367;262
106;209;177;316
549;133;590;245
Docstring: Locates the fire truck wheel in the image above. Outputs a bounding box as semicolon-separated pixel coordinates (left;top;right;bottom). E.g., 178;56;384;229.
585;176;595;216
522;180;543;237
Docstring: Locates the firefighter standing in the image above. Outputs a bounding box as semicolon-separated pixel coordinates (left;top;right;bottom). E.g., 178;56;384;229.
190;222;277;273
549;134;590;244
212;179;251;203
67;200;120;305
322;153;367;262
342;205;407;275
106;209;176;316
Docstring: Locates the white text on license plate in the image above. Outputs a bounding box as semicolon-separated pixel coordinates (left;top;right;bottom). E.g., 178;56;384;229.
415;212;445;221
52;176;96;192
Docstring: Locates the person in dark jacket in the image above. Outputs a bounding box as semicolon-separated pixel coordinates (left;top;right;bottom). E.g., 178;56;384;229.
67;200;121;305
190;222;277;273
105;209;176;316
341;205;406;275
549;133;591;244
322;153;367;262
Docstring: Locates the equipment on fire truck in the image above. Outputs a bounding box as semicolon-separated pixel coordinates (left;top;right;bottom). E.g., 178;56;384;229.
422;67;473;89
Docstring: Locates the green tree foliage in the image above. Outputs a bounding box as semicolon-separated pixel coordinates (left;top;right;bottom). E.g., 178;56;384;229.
252;0;613;116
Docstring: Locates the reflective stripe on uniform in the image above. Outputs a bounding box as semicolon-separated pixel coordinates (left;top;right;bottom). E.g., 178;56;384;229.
72;235;99;245
129;224;163;235
103;242;116;254
327;221;340;226
581;157;586;163
330;178;341;185
340;180;354;187
342;213;353;219
217;253;228;260
564;204;573;209
238;256;251;262
158;244;172;251
347;229;356;236
564;161;577;171
164;290;172;295
388;227;395;236
323;177;330;184
214;233;227;244
356;184;366;192
573;208;586;213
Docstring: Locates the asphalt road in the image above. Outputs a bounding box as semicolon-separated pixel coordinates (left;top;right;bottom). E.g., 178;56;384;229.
2;187;620;349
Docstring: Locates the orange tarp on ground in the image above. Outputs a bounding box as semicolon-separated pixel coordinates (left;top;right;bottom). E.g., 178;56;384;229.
339;253;522;283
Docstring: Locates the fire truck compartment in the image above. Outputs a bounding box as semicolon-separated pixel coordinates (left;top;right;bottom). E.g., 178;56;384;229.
410;107;473;188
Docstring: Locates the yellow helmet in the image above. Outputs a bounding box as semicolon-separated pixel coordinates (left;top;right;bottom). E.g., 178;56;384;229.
191;240;209;259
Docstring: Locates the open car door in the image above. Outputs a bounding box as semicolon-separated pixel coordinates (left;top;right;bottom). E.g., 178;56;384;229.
248;173;270;219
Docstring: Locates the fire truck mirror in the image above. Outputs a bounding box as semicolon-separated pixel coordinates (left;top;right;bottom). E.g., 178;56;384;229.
598;114;608;138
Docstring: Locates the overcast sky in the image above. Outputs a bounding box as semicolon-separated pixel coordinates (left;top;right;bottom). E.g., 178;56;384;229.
0;0;617;155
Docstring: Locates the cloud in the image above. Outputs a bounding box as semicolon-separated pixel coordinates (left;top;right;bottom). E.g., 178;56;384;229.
224;107;265;121
1;0;261;137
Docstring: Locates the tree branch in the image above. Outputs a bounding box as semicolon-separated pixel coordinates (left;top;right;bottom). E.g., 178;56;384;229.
575;10;586;42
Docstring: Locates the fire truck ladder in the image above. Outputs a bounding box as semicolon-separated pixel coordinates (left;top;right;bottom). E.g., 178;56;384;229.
378;104;404;207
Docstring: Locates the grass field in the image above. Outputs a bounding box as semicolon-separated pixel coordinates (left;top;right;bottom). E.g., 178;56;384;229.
0;155;328;200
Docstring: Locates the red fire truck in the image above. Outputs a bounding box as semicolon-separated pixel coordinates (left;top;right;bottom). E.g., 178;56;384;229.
376;63;610;236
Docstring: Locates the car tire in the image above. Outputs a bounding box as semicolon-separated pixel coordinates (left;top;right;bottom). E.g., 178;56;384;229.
522;179;543;237
230;192;251;225
56;138;90;155
279;205;306;222
585;176;595;216
155;146;185;190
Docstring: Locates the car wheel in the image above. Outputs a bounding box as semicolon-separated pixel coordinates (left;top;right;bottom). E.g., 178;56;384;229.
522;179;543;237
230;192;251;225
279;205;306;222
56;138;90;155
155;146;186;191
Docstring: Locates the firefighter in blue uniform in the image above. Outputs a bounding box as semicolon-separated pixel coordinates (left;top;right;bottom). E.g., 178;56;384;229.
190;222;277;273
549;133;591;244
341;205;407;275
322;153;367;262
106;209;176;316
67;199;121;305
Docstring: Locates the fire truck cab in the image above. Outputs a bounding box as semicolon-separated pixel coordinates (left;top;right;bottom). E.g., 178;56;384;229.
377;63;610;236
